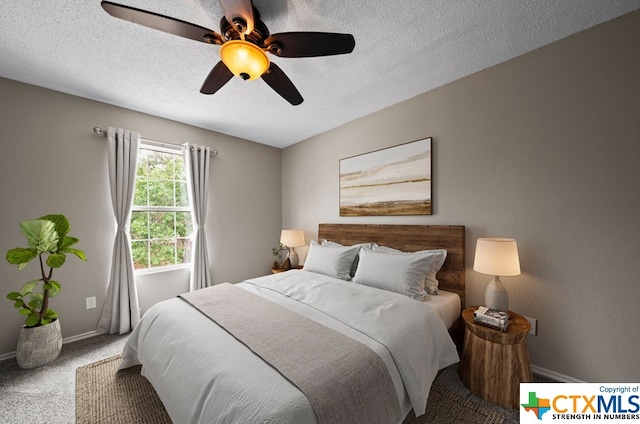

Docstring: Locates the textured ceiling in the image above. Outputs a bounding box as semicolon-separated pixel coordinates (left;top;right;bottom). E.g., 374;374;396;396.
1;1;639;148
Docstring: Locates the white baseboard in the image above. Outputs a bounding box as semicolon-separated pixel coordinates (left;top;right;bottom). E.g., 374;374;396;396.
62;330;100;344
0;330;100;362
532;364;585;383
0;351;15;362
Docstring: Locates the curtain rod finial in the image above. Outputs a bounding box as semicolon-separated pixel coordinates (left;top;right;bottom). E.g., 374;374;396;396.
93;127;106;136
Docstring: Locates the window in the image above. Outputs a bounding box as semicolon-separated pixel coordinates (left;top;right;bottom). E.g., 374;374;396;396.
130;145;192;271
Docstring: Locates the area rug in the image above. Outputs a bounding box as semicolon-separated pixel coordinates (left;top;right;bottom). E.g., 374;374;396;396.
76;355;506;424
76;355;171;424
403;383;505;424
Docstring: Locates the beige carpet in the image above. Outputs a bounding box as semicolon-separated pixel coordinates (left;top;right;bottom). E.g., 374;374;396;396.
76;355;505;424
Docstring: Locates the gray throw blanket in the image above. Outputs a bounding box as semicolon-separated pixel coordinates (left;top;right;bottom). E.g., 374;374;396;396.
180;283;401;424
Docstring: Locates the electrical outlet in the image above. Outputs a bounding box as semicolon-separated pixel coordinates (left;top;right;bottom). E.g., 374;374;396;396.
86;296;96;310
524;316;537;335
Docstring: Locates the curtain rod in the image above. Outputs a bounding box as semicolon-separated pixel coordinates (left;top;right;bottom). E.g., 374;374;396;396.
93;127;218;157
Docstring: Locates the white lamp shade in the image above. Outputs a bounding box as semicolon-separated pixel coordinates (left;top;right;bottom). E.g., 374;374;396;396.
280;229;305;247
473;238;521;276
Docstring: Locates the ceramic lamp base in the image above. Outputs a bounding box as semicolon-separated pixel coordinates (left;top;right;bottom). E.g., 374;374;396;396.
288;248;299;268
484;276;509;311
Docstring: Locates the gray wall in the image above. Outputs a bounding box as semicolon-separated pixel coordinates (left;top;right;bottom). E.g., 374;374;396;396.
2;10;638;382
0;78;282;356
282;11;640;382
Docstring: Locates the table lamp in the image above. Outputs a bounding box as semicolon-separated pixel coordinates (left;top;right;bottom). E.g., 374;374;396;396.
473;238;521;311
280;229;305;268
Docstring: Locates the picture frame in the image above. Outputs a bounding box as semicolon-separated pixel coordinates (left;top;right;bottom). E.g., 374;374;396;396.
339;137;432;216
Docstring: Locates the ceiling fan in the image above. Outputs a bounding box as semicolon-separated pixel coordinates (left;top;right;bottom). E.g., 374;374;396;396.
101;0;356;105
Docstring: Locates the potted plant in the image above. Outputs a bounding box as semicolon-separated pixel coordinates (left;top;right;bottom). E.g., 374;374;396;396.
271;242;291;273
5;214;87;369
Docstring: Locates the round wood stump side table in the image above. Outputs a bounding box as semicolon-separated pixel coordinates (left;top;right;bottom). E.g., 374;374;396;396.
458;307;534;409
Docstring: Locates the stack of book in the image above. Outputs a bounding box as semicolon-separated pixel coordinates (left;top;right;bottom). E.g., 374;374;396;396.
474;306;510;331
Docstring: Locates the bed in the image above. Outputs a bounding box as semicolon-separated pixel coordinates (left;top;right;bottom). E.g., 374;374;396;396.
119;224;465;424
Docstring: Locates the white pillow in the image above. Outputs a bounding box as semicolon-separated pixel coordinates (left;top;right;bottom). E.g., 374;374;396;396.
353;247;447;297
321;239;371;277
302;241;360;280
371;244;446;295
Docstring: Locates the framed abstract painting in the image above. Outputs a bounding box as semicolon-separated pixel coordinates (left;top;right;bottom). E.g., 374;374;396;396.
339;137;432;216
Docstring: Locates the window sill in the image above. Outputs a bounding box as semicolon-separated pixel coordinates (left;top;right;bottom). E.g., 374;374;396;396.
134;264;191;275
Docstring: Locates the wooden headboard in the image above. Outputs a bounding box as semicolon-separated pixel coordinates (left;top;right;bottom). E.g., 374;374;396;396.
317;224;466;307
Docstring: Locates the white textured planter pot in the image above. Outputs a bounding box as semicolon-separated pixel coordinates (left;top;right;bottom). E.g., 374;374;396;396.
16;319;62;369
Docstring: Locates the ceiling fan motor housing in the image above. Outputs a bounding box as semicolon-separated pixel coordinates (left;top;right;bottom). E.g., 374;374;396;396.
220;8;270;45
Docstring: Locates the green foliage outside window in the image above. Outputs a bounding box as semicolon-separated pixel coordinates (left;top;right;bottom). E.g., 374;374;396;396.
131;148;192;270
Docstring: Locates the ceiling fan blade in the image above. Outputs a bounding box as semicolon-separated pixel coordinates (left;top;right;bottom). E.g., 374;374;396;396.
200;61;234;95
265;32;355;58
219;0;254;35
101;1;223;45
261;63;303;106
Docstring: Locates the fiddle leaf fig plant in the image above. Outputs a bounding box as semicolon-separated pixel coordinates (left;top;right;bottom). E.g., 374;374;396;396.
6;214;87;328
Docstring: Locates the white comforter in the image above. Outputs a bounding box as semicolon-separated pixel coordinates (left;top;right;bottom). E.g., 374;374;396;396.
120;270;459;424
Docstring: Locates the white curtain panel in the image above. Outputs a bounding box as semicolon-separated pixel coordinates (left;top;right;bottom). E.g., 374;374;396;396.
97;127;141;334
184;144;212;291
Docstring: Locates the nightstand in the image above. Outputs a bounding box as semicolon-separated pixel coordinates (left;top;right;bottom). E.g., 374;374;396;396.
270;265;303;274
458;306;533;409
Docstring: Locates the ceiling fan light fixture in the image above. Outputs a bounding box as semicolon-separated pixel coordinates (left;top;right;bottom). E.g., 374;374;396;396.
220;40;269;80
101;1;355;104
